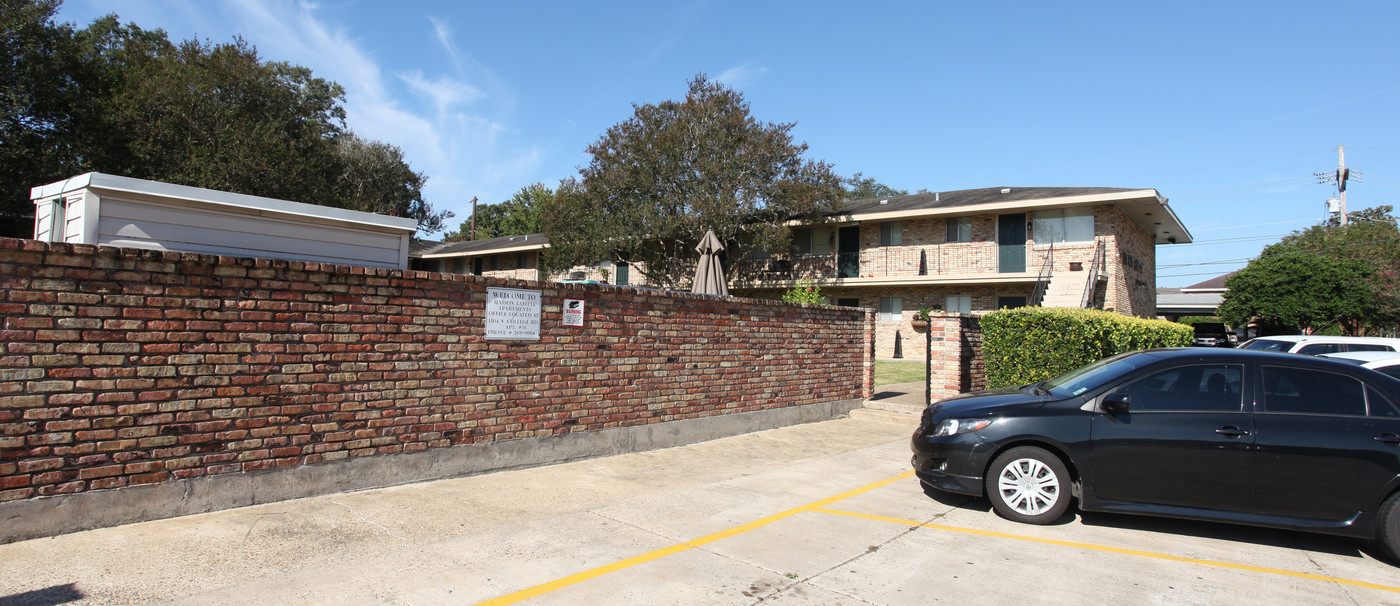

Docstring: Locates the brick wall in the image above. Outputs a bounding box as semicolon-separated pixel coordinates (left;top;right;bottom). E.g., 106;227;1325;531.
0;238;871;507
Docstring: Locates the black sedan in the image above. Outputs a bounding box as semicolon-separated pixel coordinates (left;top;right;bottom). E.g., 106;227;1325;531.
911;348;1400;559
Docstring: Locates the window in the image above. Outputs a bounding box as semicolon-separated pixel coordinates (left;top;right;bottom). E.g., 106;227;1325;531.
1296;343;1344;355
517;252;528;268
1032;208;1094;243
793;227;833;256
880;222;902;246
836;297;860;307
1348;344;1396;352
1261;366;1366;416
878;296;903;323
1117;364;1244;412
1369;386;1400;417
946;217;972;243
997;296;1027;309
945;295;971;314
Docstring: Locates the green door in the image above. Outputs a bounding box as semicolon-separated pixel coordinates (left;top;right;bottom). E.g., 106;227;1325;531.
998;214;1026;273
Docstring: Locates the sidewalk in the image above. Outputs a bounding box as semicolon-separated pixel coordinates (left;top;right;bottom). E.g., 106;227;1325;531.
0;416;915;605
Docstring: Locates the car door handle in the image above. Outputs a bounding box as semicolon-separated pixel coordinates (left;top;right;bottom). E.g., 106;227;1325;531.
1215;426;1250;437
1375;434;1400;445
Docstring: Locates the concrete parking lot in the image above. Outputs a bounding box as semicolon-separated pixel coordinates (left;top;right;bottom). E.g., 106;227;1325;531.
3;415;1400;605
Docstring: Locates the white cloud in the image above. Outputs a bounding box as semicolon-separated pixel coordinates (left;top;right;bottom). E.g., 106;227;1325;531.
214;1;540;234
716;63;769;89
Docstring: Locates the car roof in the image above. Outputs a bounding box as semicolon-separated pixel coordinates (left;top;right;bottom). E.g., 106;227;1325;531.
1247;335;1400;345
1321;351;1400;364
1136;347;1382;370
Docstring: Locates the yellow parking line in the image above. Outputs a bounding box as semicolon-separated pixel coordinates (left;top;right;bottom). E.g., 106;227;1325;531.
812;508;1400;595
475;471;915;605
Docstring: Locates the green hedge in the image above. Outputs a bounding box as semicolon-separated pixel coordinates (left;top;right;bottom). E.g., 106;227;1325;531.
982;307;1193;388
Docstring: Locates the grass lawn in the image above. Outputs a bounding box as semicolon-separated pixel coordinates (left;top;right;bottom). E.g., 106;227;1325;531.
874;360;926;386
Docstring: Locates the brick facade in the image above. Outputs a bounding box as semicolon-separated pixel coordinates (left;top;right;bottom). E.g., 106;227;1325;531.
737;204;1161;360
0;238;871;508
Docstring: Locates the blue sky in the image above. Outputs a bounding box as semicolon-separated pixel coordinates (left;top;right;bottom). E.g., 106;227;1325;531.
54;0;1400;287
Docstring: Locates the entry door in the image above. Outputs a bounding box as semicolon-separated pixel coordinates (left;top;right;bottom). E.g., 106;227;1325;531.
838;226;860;278
997;214;1026;273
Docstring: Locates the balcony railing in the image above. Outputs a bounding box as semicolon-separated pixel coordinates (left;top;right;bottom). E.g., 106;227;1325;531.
732;243;1097;286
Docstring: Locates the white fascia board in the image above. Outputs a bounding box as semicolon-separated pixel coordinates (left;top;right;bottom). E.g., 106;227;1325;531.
839;189;1164;222
420;243;549;259
30;173;419;233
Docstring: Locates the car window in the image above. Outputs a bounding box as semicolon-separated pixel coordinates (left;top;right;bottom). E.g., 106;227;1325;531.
1241;339;1290;352
1043;352;1155;397
1377;366;1400;380
1296;343;1343;355
1369;386;1400;418
1115;364;1243;412
1261;366;1366;416
1347;344;1396;352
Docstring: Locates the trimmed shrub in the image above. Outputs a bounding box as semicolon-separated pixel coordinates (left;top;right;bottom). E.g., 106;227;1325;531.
982;307;1193;388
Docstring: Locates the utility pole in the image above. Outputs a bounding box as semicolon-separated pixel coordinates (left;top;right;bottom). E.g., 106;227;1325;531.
469;196;478;240
1316;145;1354;225
1336;145;1349;226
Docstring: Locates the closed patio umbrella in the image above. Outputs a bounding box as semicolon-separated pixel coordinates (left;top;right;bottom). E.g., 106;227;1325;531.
691;230;729;296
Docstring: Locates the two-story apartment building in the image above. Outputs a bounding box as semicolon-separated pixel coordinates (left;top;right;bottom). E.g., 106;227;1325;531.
729;186;1190;358
408;186;1190;360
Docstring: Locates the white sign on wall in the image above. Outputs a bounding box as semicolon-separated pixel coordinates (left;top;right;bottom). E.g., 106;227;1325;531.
563;299;585;327
485;287;541;340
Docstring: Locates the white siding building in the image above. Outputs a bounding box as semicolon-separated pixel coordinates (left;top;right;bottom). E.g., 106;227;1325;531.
31;173;418;269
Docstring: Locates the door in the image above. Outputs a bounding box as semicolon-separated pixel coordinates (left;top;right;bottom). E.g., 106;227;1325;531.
838;226;860;278
1089;363;1254;512
1251;365;1400;522
998;214;1026;273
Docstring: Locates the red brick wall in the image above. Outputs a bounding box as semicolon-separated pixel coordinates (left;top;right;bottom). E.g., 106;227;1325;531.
0;238;871;504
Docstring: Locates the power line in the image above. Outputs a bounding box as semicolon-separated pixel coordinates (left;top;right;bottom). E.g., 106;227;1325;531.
1194;218;1317;231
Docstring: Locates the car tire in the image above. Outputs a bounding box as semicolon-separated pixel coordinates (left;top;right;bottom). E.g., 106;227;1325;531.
985;446;1072;525
1377;492;1400;562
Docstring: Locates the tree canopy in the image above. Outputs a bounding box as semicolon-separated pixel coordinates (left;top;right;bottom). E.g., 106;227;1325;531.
443;183;550;241
1217;252;1375;335
544;75;843;288
1;0;449;236
1219;205;1399;335
843;172;907;200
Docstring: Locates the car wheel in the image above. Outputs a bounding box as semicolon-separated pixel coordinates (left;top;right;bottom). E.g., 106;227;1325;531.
985;446;1072;524
1377;492;1400;562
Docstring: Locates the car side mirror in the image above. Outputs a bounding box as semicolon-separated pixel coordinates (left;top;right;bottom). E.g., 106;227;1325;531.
1102;392;1131;414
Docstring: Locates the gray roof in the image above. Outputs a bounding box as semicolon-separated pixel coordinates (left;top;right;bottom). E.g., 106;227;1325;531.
836;186;1149;217
411;233;548;258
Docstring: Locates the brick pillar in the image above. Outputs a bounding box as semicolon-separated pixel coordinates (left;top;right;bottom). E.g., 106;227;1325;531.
861;308;876;399
926;314;966;399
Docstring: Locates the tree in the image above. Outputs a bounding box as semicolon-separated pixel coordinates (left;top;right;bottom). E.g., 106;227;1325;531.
544;75;844;288
1217;251;1375;335
334;133;449;233
1271;205;1400;332
843;172;907;200
443;183;550;241
0;2;449;236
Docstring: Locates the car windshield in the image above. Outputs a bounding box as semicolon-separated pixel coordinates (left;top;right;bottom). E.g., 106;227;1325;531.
1241;339;1291;352
1041;352;1157;398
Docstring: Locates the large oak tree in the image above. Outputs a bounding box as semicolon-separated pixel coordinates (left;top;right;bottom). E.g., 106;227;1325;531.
544;75;843;289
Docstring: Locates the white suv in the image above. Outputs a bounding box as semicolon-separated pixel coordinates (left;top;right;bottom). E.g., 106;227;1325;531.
1238;335;1400;355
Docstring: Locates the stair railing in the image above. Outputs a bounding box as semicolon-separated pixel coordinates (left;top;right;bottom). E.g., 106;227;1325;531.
1080;237;1106;309
1030;243;1054;307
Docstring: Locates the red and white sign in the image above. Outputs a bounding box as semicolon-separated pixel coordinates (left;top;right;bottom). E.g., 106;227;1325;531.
562;299;585;327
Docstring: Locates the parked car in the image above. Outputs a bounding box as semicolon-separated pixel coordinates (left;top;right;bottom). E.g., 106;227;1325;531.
1238;335;1400;355
911;348;1400;559
1321;351;1400;380
1190;322;1236;348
